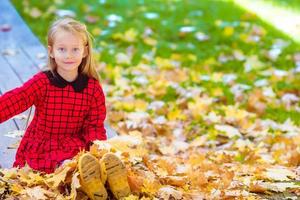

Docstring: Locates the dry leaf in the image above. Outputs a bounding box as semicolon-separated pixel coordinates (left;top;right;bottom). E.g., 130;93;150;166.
264;167;297;181
157;186;183;200
21;186;52;200
45;166;72;188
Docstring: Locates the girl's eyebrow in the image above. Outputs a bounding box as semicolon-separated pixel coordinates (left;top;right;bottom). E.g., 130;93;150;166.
55;44;82;47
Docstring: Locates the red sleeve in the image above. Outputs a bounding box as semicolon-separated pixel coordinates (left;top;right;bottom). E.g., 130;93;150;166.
0;73;45;123
82;83;107;145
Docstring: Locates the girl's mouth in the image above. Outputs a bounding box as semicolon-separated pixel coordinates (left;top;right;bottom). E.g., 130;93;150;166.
64;62;75;64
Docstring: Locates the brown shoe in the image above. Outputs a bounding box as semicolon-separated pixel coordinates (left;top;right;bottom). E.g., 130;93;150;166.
78;153;108;200
101;153;131;199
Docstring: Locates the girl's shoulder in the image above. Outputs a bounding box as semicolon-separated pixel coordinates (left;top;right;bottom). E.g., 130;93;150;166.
27;70;50;84
87;77;104;93
87;77;102;87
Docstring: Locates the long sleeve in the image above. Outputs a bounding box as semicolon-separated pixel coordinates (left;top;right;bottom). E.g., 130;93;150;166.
0;73;45;123
82;83;107;145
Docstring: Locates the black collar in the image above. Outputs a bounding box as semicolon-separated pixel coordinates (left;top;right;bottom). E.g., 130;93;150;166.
44;70;88;92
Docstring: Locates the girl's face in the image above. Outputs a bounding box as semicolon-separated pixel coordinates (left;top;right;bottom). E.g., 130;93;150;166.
48;30;87;74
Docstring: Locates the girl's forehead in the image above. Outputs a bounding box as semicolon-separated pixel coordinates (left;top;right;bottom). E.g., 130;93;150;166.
52;30;85;46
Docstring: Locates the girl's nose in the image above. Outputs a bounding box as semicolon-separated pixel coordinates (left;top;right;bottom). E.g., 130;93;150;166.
66;52;72;58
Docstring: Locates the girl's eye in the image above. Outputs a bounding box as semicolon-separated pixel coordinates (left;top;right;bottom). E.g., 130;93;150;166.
73;48;80;52
58;48;65;52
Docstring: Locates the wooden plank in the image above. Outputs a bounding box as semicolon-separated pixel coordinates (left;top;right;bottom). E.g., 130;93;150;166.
0;55;26;128
0;55;28;130
105;123;117;139
3;48;38;82
0;54;19;168
0;55;23;91
0;0;43;47
0;120;18;169
0;0;47;68
21;45;47;70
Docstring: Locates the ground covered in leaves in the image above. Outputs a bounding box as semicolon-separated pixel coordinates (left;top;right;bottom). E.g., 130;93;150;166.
1;0;300;199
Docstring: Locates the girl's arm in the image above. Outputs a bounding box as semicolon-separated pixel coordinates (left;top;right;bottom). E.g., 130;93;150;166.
0;73;45;123
82;84;107;147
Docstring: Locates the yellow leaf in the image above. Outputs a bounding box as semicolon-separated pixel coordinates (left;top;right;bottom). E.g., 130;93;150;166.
45;166;72;188
19;171;45;186
170;53;182;60
203;57;217;66
2;168;18;179
159;176;187;187
92;27;102;36
157;186;183;199
134;99;148;112
264;167;297;181
249;182;267;193
223;105;254;121
156;158;176;175
155;57;175;69
211;72;223;82
162;69;188;83
127;170;144;193
11;183;23;194
215;20;222;26
22;186;52;200
148;80;168;97
113;28;138;43
244;55;264;71
190;136;207;147
188;169;208;188
143;37;157;46
29;7;42;18
214;124;241;138
223;26;234;36
190;70;199;82
211;87;224;96
108;111;126;122
239;33;249;43
112;32;123;40
114;101;135;112
188;97;213;118
188;154;206;166
124;28;138;42
124;194;140;200
167;107;186;121
252;181;300;193
107;132;148;157
141;179;161;196
187;54;197;62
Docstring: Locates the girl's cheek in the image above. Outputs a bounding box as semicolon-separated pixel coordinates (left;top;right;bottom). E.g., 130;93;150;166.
55;51;65;57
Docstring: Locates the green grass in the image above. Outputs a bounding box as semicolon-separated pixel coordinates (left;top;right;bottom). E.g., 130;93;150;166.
12;0;300;68
265;0;300;12
264;107;300;124
12;0;300;124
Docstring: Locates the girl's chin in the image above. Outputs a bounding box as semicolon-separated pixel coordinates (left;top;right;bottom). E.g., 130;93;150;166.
58;65;79;71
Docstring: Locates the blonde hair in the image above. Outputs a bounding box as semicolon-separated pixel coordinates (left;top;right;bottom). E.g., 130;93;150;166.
47;18;100;81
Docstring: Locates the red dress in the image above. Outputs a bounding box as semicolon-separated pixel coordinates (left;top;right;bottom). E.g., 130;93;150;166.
0;71;106;173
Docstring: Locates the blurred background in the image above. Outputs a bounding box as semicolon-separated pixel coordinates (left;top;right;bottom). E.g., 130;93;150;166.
10;0;300;125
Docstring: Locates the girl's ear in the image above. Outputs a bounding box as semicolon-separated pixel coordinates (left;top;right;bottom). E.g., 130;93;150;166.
83;46;88;58
48;46;54;58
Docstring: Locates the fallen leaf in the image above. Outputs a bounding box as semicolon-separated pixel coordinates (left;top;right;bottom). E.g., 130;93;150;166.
264;167;297;181
45;166;72;188
157;186;183;199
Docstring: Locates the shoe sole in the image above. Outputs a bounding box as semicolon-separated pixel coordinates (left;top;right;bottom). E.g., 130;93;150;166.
101;153;131;199
78;153;107;200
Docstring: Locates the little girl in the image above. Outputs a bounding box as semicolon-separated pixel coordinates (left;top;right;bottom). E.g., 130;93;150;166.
0;18;130;199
